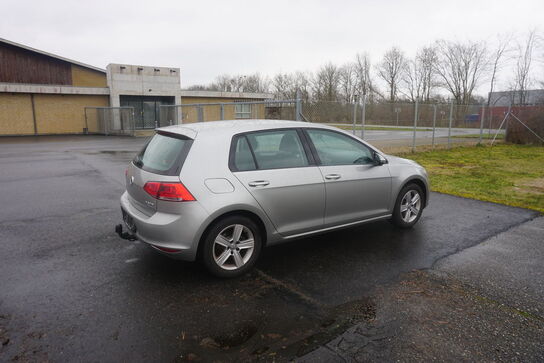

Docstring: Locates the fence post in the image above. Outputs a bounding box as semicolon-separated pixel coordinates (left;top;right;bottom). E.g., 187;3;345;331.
295;89;302;121
102;109;108;136
352;95;358;135
432;104;437;149
220;104;224;120
448;100;454;149
84;108;89;134
479;104;485;144
361;94;366;140
488;108;493;138
412;99;419;152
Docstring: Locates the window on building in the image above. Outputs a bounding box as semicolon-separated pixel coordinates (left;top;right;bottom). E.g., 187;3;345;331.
235;103;252;119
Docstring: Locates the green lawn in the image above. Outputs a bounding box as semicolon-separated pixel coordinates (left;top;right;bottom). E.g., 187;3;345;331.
451;133;505;139
397;144;544;213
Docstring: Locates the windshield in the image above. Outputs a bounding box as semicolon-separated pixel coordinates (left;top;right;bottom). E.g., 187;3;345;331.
133;132;193;175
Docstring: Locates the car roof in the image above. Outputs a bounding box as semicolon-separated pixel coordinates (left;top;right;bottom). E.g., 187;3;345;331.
157;119;336;139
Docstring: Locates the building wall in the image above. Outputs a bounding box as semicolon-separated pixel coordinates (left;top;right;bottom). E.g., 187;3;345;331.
34;94;109;134
71;65;107;87
0;93;35;135
179;97;265;123
0;93;109;135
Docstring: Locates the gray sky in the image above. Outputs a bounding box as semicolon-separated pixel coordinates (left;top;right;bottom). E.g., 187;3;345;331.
1;0;542;91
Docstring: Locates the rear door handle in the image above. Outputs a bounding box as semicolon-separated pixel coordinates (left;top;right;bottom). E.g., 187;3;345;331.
325;174;341;180
248;180;270;187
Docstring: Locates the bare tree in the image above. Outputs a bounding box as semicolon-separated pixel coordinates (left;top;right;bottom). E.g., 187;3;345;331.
401;59;424;102
271;71;312;101
241;73;270;93
377;47;407;102
312;63;340;102
293;71;313;102
272;73;293;99
203;73;270;93
353;53;375;98
434;40;488;104
512;30;537;105
418;46;438;101
486;34;512;106
339;63;357;103
401;46;438;102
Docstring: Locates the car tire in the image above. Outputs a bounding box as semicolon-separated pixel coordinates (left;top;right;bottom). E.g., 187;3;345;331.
201;215;262;278
391;183;424;229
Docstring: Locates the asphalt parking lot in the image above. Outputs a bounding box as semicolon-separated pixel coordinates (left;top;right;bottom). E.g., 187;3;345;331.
0;135;540;362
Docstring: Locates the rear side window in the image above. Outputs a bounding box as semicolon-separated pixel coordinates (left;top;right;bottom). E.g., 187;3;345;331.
230;129;309;171
233;136;256;171
133;132;193;175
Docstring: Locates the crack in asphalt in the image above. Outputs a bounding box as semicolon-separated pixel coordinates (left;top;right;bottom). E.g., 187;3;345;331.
255;269;324;308
429;212;541;271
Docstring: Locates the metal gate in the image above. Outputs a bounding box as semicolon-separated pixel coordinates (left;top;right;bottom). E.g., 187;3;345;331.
84;107;135;136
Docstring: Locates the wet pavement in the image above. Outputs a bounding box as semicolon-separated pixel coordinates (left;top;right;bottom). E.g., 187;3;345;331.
0;135;538;362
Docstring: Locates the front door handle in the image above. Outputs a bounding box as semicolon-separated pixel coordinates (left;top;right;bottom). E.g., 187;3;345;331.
325;174;341;180
248;180;270;187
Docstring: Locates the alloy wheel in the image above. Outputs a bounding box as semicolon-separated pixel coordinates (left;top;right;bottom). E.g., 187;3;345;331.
213;224;255;270
400;190;421;223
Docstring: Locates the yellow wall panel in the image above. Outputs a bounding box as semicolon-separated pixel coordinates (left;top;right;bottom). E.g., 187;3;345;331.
34;94;109;134
180;97;265;123
71;65;107;87
0;93;35;135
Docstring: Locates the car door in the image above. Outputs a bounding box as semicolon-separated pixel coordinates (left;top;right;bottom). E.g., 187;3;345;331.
231;128;325;236
304;128;392;227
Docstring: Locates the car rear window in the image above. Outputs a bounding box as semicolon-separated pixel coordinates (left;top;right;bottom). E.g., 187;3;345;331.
133;132;193;175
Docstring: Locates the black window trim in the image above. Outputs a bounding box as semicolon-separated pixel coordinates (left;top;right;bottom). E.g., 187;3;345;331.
301;127;379;167
229;127;317;172
133;131;194;176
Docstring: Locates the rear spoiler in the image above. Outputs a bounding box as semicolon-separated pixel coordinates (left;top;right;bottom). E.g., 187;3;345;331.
156;126;197;140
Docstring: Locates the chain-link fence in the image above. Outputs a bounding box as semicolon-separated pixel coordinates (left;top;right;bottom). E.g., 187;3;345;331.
84;107;135;136
300;100;536;151
158;100;300;125
83;98;542;150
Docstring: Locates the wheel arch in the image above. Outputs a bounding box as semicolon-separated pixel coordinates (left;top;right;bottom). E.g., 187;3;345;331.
195;209;269;261
400;177;428;208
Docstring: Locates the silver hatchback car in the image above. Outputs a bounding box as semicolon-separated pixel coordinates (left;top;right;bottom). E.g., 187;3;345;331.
118;120;429;277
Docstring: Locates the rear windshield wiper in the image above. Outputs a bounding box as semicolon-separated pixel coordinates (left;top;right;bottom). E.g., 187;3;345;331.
133;156;143;168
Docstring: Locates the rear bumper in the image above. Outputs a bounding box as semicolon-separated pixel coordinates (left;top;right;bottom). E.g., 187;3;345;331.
119;191;209;261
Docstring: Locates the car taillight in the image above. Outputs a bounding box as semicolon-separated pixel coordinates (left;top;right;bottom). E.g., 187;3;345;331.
143;182;196;202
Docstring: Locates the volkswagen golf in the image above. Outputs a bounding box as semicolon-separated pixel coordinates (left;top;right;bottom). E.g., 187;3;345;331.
117;120;429;277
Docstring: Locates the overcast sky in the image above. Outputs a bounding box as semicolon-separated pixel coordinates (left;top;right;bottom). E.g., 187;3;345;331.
1;0;542;92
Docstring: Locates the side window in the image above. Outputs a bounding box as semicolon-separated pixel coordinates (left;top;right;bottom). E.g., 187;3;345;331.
233;136;257;171
306;129;374;166
245;129;309;170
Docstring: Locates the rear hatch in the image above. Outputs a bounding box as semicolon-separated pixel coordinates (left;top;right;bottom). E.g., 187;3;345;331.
126;131;193;216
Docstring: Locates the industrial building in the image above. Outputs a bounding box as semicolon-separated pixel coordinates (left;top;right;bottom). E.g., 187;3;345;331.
0;38;272;136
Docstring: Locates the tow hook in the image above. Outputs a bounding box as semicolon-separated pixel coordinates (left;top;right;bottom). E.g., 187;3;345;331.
115;224;137;241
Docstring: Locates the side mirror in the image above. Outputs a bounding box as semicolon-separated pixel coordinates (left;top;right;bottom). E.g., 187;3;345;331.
373;152;388;166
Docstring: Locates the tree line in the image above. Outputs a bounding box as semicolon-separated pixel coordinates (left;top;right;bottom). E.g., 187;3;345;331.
186;30;542;105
